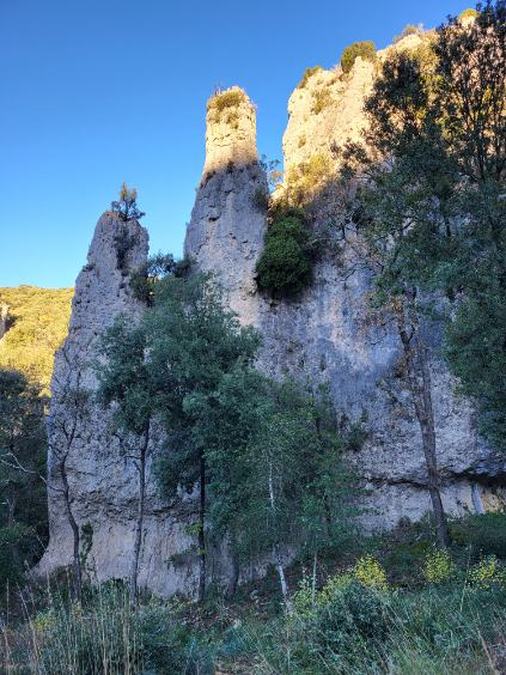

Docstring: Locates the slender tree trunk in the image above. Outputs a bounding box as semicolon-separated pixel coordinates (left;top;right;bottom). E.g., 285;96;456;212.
397;310;450;548
198;455;207;602
129;422;150;606
226;531;240;598
268;461;291;609
60;457;82;603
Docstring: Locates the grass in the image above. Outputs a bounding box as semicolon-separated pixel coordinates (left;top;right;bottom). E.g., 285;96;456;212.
4;515;506;673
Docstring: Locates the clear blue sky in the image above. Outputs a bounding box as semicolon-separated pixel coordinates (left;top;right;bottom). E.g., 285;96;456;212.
1;0;467;288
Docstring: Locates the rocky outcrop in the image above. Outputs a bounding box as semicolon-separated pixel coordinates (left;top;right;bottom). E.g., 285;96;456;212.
39;30;505;598
282;33;424;195
185;87;268;322
37;213;199;596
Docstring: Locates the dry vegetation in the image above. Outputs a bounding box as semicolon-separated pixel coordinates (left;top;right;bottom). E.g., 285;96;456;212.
0;286;73;395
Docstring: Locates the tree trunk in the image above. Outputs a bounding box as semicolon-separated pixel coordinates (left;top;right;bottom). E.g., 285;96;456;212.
60;457;82;603
268;461;291;609
129;422;150;606
198;455;207;602
397;311;450;549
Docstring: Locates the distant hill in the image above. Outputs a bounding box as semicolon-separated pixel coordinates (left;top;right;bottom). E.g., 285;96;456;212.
0;286;73;395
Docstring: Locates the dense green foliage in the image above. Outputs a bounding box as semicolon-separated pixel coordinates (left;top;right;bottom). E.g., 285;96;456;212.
255;207;317;297
340;41;376;74
345;0;506;450
0;286;72;394
0;369;47;592
129;252;191;305
98;274;356;602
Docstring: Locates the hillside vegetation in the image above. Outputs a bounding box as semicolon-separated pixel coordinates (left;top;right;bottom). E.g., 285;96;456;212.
0;286;73;395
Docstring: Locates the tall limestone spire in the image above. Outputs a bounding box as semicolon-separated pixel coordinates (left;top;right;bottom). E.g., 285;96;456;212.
185;86;268;322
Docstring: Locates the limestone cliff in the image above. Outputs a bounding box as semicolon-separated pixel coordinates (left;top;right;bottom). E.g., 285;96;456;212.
39;30;505;597
185;87;268;322
185;46;506;530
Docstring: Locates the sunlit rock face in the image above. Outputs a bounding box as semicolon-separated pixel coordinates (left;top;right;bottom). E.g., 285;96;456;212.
282;34;424;192
185;87;268;322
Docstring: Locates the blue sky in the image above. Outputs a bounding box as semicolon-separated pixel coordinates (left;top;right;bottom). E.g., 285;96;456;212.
1;0;467;288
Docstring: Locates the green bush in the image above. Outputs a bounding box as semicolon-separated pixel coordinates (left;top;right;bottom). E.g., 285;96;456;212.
340;41;376;74
255;208;316;297
450;512;506;558
423;548;455;584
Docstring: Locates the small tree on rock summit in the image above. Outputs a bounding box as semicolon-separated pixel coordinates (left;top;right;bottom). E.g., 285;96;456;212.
111;182;145;221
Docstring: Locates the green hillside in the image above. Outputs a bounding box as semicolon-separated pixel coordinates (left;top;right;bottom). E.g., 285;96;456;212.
0;286;73;395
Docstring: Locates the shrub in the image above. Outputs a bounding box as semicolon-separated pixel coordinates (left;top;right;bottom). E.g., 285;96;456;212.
111;182;145;222
311;88;332;114
393;23;424;44
459;7;479;21
255;208;316;297
297;580;391;665
207;88;245;121
285;153;333;206
423;548;455;584
340;41;376;74
297;65;322;89
353;555;388;590
450;512;506;558
130;253;191;305
468;555;503;589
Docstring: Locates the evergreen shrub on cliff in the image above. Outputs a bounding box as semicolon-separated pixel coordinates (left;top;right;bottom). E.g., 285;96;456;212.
340;41;376;74
255;207;317;297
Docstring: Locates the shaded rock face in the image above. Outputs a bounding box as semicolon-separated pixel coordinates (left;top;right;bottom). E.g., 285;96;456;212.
185;88;268;322
36;213;219;597
187;74;506;531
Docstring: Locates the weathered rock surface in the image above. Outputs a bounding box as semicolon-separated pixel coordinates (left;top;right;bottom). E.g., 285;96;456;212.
185;88;268;322
40;30;505;598
282;34;424;190
36;213;218;597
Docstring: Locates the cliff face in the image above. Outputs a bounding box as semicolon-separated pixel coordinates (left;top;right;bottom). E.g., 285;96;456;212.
37;213;214;597
185;88;268;323
185;53;506;530
40;33;505;596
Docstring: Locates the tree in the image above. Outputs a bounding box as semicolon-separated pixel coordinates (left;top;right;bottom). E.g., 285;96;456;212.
339;1;505;542
341;47;454;548
146;274;260;601
111;182;145;221
48;350;91;603
96;317;156;605
0;369;47;590
231;382;357;607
